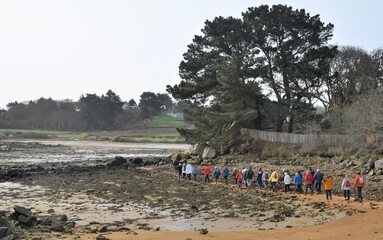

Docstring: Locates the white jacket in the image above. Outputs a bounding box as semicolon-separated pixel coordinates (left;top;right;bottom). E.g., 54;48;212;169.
185;164;193;174
284;173;292;185
341;178;351;191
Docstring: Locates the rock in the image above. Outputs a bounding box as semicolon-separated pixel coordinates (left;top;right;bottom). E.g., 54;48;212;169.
202;147;216;159
97;225;108;233
376;169;383;175
50;220;65;232
374;159;383;169
132;158;143;165
96;235;110;240
17;215;36;227
0;217;13;239
108;156;127;166
198;228;208;234
60;215;68;222
0;216;11;228
13;205;33;218
190;144;204;155
47;209;55;214
367;158;376;169
353;160;364;167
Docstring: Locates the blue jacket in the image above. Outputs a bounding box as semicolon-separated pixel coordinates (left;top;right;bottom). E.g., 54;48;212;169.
213;169;221;178
294;173;302;185
192;167;198;175
222;167;229;177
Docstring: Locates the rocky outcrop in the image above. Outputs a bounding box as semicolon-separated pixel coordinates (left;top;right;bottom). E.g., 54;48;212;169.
202;147;216;159
374;159;383;169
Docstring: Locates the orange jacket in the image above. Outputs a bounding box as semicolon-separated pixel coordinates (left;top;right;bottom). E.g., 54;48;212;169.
324;177;333;190
354;174;365;187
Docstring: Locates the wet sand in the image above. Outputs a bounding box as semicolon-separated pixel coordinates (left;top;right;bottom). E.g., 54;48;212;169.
1;140;382;240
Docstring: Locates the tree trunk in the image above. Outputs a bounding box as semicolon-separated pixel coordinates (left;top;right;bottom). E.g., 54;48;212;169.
288;115;294;133
276;116;284;132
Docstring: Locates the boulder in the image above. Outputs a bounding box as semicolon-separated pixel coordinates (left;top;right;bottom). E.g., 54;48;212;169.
190;144;204;155
0;227;12;239
367;158;376;170
13;206;33;218
374;159;383;169
108;156;127;166
97;225;108;233
132;158;143;165
202;147;216;159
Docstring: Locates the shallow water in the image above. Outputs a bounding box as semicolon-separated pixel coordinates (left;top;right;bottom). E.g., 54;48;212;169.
0;141;190;165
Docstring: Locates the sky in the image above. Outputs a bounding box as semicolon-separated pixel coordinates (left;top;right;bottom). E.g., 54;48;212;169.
0;0;382;109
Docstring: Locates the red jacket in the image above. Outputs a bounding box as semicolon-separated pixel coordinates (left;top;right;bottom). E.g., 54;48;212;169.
203;166;211;175
305;172;313;184
236;171;243;182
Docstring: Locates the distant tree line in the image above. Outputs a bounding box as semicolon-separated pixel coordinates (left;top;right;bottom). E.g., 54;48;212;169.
0;90;190;131
167;4;383;150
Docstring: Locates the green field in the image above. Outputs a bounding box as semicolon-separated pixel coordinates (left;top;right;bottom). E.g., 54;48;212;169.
0;113;188;143
147;113;186;128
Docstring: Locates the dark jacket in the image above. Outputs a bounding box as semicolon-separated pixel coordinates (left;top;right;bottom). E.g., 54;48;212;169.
314;171;324;183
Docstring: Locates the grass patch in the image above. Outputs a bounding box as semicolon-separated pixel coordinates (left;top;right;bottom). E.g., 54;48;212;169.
112;135;184;143
147;113;186;128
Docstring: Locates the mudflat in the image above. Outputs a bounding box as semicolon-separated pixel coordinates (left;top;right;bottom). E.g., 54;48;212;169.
0;141;382;240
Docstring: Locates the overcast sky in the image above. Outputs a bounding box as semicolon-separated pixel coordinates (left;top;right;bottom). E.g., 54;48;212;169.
0;0;382;109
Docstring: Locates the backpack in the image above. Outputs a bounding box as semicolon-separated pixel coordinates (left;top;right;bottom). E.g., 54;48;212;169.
345;179;351;187
358;176;364;184
264;173;269;180
273;172;278;180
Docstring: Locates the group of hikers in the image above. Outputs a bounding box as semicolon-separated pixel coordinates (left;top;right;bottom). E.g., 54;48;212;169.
174;161;366;202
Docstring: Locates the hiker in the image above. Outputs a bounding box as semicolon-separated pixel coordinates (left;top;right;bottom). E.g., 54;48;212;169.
213;166;221;183
173;159;180;173
257;168;263;188
323;175;333;200
185;163;193;180
294;170;303;193
284;172;292;193
242;167;248;187
222;166;229;184
232;168;238;184
354;172;365;201
177;163;182;179
305;170;314;195
192;165;198;181
309;167;315;178
262;170;269;190
246;167;254;187
203;164;212;183
341;175;352;202
182;163;186;179
314;169;324;193
270;169;279;192
236;170;243;188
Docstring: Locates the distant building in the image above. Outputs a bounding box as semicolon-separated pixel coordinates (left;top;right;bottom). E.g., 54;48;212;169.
122;102;138;110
